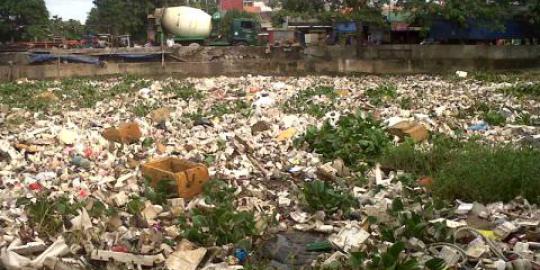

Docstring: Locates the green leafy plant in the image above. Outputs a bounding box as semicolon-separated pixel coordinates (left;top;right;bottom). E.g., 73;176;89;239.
425;258;447;270
283;86;338;118
483;110;506;126
179;180;257;246
302;180;357;214
514;112;536;126
366;84;397;106
126;197;145;215
132;102;160;117
366;242;420;270
399;97;413;110
144;179;177;206
296;111;391;167
18;194;83;236
500;82;540;100
163;82;204;101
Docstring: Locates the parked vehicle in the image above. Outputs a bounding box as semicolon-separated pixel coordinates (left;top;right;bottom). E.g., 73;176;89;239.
149;6;260;46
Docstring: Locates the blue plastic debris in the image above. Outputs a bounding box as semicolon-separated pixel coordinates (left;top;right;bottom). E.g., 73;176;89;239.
468;121;489;131
234;248;248;264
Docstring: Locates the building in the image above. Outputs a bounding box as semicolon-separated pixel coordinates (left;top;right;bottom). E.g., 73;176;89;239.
219;0;244;11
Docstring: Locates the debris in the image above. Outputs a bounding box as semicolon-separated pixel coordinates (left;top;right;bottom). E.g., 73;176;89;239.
437;245;462;267
493;222;518;239
276;127;297;142
251;120;271;134
388;121;429;142
2;75;540;270
102;122;142;144
1;238;70;270
6;241;47;255
328;223;370;252
57;129;78;145
165;240;207;270
456;71;468;78
468;121;489;131
149;108;171;124
90;250;165;267
234;248;248;264
142;157;209;199
70;208;92;231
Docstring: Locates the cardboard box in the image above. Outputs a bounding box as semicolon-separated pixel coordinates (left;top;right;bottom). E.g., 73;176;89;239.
141;158;209;199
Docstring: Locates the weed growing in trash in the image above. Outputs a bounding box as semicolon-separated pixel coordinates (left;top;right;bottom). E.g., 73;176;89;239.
283;86;338;118
301;180;357;214
178;180;257;246
0;75;152;112
209;99;253;118
399;96;413;110
126;197;145;216
482;110;506;126
366;83;397;106
514;112;537;126
143;179;177;206
163;82;204;101
132;102;161;117
471;71;538;83
295;111;391;167
499;82;540;99
17;194;83;237
324;242;437;270
0;80;53;111
380;136;540;203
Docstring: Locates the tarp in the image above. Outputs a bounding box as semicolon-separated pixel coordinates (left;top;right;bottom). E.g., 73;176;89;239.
114;54;162;61
429;19;539;41
28;54;101;65
335;22;357;34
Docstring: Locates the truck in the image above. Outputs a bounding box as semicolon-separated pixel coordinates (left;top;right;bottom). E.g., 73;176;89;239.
149;6;260;46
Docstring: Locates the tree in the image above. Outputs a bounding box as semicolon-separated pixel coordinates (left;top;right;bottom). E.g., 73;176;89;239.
85;0;218;42
395;0;510;29
85;0;153;40
0;0;49;42
49;16;85;40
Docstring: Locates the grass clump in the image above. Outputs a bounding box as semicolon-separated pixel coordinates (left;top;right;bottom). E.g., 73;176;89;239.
283;86;338;118
302;180;357;214
295;111;391;167
179;180;257;246
500;82;540;100
365;83;397;106
380;137;540;203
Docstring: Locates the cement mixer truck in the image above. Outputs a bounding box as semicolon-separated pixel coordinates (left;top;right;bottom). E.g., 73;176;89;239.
149;6;260;46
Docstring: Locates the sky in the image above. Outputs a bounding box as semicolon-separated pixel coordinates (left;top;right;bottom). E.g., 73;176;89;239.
45;0;94;23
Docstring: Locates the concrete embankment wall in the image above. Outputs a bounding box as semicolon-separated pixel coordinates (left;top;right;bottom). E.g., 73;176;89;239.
1;45;540;81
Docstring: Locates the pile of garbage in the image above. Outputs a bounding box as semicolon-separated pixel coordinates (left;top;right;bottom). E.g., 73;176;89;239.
0;75;539;270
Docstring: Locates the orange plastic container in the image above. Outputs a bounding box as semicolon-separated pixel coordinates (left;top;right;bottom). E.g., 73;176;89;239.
141;158;209;199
